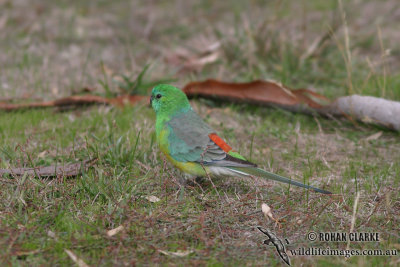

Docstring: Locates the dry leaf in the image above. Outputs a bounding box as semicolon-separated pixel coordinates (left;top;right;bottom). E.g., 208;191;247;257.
364;131;383;141
47;230;56;239
38;151;47;159
159;249;194;257
261;203;275;220
183;79;330;108
182;52;219;71
65;249;89;267
145;195;160;203
106;225;124;237
261;203;281;227
165;38;221;72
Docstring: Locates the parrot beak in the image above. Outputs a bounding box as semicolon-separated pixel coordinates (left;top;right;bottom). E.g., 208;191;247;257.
150;95;154;106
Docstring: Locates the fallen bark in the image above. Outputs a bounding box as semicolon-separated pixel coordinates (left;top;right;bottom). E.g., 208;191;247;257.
0;95;145;111
323;95;400;131
0;159;96;177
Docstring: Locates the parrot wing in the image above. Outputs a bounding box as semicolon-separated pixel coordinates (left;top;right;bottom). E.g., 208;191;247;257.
166;109;255;167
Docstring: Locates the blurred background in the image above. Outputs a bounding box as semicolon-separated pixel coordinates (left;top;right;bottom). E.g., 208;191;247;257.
1;0;399;100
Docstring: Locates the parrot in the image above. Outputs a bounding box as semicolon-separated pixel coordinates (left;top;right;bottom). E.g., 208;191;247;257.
150;84;331;194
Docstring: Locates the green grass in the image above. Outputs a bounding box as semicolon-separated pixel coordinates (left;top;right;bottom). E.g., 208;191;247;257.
1;0;399;266
1;104;399;266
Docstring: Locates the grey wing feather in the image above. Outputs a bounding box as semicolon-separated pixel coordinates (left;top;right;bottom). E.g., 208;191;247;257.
166;109;255;167
167;110;216;163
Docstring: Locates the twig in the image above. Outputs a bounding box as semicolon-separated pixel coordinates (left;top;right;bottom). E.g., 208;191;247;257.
0;159;97;178
200;162;221;199
346;192;360;250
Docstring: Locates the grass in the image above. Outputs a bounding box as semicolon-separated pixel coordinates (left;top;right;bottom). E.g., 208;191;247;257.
1;0;400;266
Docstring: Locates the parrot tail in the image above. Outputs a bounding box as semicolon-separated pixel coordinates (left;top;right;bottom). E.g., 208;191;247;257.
228;167;332;194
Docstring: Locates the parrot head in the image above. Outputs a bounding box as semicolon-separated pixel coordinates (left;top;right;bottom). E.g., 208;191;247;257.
150;84;191;115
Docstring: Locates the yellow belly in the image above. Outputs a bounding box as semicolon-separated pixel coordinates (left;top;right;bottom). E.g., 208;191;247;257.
157;128;206;176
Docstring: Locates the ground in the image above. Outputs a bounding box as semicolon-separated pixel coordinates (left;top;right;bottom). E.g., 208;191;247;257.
0;0;399;266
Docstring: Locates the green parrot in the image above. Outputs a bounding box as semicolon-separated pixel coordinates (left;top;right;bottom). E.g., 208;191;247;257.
150;84;331;194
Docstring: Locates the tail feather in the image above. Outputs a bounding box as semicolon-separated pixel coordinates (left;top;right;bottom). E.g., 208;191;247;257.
228;167;331;194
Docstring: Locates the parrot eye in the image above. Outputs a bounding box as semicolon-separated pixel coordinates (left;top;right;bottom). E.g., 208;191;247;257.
156;94;162;99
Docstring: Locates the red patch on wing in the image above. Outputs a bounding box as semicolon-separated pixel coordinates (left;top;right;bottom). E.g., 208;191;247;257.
208;133;232;153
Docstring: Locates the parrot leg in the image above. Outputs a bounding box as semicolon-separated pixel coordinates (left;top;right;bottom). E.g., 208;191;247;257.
175;174;206;194
174;173;195;186
180;174;204;185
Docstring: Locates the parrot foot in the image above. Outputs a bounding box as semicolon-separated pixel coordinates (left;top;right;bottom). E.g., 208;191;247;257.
180;175;207;187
